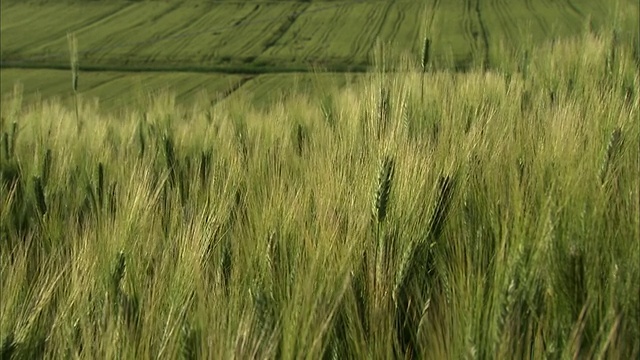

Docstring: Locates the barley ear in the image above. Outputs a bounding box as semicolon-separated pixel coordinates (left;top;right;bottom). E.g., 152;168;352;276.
41;149;52;185
373;155;395;223
137;120;146;159
199;149;212;186
420;33;430;102
97;162;104;208
110;251;126;306
9;122;17;158
2;132;9;160
421;36;431;72
33;176;47;216
599;127;623;185
429;175;455;238
163;134;177;187
294;123;306;156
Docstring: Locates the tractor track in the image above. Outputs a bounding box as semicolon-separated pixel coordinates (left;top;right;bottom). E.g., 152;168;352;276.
81;74;129;94
564;0;583;17
308;5;349;60
490;0;518;45
384;1;407;47
523;0;549;34
261;3;309;53
202;4;262;63
125;2;192;62
548;0;581;31
10;3;134;57
462;0;478;55
474;0;490;68
359;2;394;62
211;75;256;105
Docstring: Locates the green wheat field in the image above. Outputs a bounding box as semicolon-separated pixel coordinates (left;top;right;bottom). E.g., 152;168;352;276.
1;0;639;358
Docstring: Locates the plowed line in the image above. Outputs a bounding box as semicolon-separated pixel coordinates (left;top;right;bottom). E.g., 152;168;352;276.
474;0;490;67
565;0;583;17
126;2;189;60
357;3;392;61
261;3;309;53
212;75;256;105
83;74;128;92
202;4;259;62
235;5;293;56
311;6;347;59
462;0;478;55
523;0;548;33
385;2;406;46
11;4;134;56
490;0;515;45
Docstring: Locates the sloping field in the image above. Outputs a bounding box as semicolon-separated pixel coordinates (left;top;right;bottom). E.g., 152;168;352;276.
225;71;364;109
1;69;363;111
1;0;627;71
1;1;307;69
1;0;636;110
1;69;248;111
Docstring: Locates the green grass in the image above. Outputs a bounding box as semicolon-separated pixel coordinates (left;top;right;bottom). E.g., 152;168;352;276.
1;24;638;359
0;69;364;112
0;69;252;112
2;0;636;112
1;0;633;71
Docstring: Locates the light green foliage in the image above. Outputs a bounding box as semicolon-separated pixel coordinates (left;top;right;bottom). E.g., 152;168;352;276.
2;0;638;112
1;13;639;360
1;0;626;71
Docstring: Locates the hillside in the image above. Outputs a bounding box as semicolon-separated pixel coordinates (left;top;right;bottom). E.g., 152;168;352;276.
2;0;636;110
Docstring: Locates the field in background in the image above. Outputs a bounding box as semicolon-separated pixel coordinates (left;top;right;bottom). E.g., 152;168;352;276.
0;0;619;69
1;69;362;112
2;0;636;111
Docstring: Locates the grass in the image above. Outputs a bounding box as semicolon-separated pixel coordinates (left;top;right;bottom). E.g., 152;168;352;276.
2;0;636;112
1;20;638;359
0;69;250;113
0;70;362;113
1;0;632;71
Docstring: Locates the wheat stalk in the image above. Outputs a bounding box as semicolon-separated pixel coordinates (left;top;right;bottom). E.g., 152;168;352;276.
67;32;81;133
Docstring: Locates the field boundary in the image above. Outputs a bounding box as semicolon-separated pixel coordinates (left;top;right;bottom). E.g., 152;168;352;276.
0;61;370;75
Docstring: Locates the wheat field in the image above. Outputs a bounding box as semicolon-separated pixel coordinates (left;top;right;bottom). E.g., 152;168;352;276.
1;23;639;360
